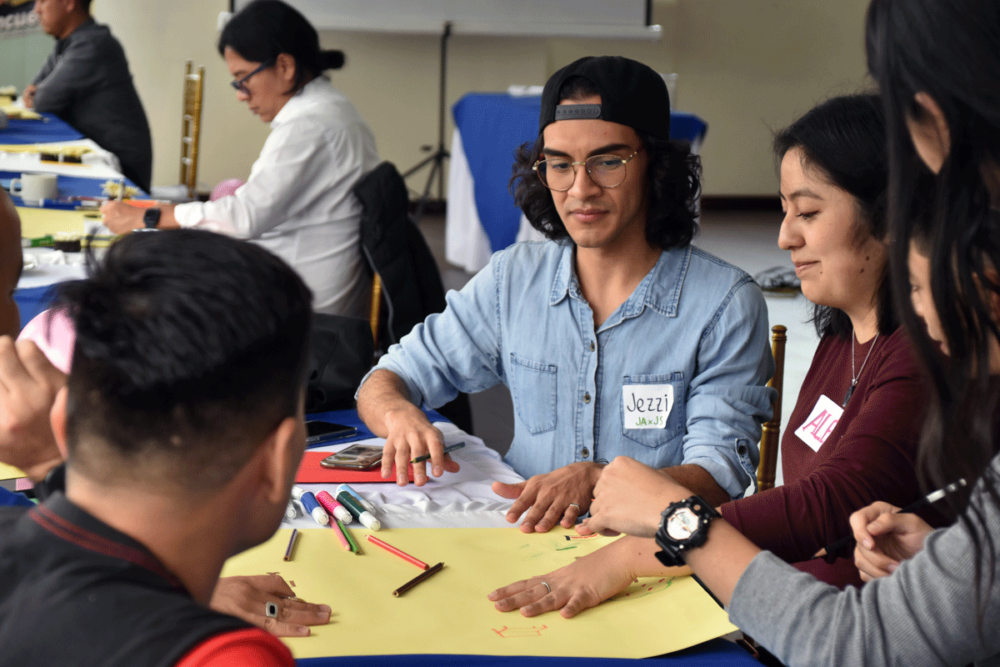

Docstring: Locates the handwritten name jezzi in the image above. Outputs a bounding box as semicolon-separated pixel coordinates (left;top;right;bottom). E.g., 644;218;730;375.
623;384;675;430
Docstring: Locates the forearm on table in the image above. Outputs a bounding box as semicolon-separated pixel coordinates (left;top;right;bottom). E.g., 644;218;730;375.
660;463;730;508
356;369;425;437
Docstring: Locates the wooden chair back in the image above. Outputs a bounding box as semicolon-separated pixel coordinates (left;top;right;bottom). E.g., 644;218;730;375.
757;324;787;492
180;61;205;200
369;273;383;352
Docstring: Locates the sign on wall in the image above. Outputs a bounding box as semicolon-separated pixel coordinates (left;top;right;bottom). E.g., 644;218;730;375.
0;0;40;35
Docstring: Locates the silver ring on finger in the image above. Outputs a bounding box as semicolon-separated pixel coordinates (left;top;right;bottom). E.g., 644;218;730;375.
265;601;279;618
541;581;551;594
568;503;581;510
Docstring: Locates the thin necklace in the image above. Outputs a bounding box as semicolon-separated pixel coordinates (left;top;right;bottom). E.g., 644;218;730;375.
843;331;879;407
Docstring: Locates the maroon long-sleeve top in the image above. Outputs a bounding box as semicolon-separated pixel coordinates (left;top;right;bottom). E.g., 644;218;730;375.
719;326;928;588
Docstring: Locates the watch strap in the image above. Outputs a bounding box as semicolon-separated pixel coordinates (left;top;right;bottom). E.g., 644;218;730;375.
143;207;161;229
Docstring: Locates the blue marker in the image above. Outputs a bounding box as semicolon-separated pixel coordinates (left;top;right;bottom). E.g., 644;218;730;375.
292;486;329;526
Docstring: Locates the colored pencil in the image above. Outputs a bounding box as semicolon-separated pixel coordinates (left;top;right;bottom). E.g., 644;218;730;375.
331;519;352;552
367;535;429;570
283;529;298;561
410;441;465;464
338;520;361;554
393;562;445;597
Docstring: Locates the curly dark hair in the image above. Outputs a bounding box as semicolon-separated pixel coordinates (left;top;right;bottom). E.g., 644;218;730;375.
509;76;701;251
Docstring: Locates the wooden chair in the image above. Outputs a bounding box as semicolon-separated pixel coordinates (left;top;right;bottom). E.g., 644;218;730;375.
369;274;383;351
757;324;787;492
179;61;205;200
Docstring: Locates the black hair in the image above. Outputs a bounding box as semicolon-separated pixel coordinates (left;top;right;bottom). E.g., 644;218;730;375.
53;230;313;489
510;75;701;251
773;94;895;339
867;0;1000;630
79;0;93;12
218;0;345;95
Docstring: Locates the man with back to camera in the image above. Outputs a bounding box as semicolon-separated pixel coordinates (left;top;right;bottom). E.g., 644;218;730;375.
0;229;315;665
25;0;153;192
357;56;775;533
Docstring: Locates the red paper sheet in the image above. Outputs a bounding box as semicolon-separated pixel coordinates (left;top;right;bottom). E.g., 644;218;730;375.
295;451;415;484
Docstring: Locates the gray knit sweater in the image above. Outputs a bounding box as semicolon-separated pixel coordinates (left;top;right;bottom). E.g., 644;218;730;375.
729;455;1000;666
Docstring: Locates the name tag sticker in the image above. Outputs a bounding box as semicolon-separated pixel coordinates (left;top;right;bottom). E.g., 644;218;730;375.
793;394;844;452
623;384;673;429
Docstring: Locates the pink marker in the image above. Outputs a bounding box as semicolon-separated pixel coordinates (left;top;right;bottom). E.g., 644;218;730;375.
316;491;353;524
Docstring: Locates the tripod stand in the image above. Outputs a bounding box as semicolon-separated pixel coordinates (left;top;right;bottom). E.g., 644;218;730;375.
402;21;451;222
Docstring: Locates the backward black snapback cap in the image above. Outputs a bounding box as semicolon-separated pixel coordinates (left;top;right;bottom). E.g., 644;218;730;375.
539;56;671;141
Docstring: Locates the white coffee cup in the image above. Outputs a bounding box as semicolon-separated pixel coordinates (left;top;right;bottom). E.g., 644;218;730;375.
11;173;58;205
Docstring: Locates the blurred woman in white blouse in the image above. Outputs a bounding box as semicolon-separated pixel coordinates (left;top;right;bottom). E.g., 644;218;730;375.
101;0;380;318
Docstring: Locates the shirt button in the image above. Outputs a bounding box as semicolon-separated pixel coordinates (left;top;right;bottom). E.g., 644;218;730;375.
583;392;591;404
582;448;590;458
589;341;595;352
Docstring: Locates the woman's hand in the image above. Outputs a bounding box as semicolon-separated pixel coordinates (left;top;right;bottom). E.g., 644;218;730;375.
210;574;332;637
584;457;689;538
488;538;642;618
850;502;934;581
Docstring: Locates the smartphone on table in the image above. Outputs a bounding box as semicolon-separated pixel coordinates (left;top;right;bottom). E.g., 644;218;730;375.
305;420;359;447
320;444;383;470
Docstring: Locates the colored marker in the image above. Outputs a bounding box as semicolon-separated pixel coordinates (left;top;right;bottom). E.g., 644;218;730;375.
316;491;353;524
331;519;351;552
339;520;362;554
367;535;429;570
299;491;330;526
337;484;377;514
410;441;466;464
393;562;445;597
336;490;381;531
283;529;299;561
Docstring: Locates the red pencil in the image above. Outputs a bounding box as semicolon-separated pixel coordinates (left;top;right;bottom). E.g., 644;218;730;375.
366;535;429;570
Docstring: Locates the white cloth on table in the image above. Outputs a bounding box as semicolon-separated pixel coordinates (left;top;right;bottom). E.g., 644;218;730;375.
173;76;380;318
445;128;545;274
284;422;525;530
0;138;124;180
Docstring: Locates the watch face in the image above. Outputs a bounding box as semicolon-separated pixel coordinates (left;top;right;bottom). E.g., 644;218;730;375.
666;507;699;541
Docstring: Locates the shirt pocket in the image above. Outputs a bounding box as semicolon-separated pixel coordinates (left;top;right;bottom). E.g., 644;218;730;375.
509;353;557;435
620;372;686;449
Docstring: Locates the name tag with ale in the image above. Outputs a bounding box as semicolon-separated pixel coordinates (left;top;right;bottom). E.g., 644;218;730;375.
623;384;674;429
793;394;844;452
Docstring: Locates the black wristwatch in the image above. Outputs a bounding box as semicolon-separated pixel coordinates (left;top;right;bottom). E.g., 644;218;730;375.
654;495;720;567
142;207;161;229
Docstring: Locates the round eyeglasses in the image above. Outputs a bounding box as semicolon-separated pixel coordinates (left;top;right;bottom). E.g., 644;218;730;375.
533;150;640;191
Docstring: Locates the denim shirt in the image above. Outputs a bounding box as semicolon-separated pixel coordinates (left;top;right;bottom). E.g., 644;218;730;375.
365;240;776;499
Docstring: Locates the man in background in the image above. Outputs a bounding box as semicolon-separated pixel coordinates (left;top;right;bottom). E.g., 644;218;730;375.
25;0;153;191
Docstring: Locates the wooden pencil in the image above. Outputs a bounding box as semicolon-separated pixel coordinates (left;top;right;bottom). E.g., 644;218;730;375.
393;562;445;597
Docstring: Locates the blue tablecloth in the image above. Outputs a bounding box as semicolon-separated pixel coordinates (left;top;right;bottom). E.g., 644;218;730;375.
452;93;708;255
297;639;756;666
3;170;144;209
13;284;56;330
0;113;85;144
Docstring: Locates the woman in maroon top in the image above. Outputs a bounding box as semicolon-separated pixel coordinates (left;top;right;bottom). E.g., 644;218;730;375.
488;93;932;618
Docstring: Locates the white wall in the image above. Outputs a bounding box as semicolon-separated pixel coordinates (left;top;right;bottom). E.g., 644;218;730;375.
89;0;872;196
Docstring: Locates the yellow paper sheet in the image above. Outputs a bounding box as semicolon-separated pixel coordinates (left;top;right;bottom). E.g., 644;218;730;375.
0;462;26;481
16;206;91;238
221;527;736;659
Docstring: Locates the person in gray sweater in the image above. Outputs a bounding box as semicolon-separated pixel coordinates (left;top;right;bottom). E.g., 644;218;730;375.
577;1;1000;665
25;0;152;192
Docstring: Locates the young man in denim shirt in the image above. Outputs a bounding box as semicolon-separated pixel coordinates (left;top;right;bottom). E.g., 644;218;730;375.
357;56;775;533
